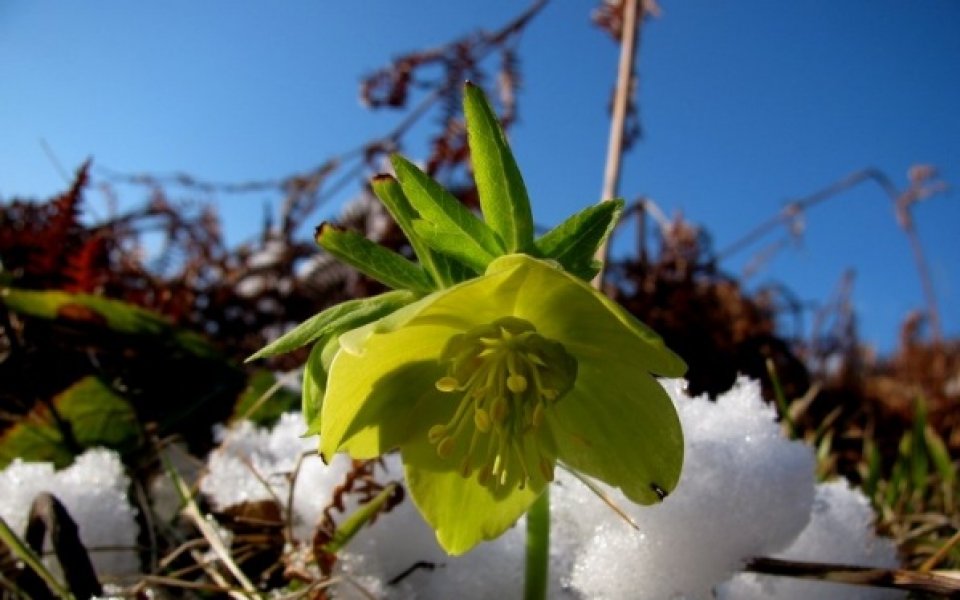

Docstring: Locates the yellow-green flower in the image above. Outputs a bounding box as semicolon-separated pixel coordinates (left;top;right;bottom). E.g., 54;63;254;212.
319;253;685;554
249;83;687;559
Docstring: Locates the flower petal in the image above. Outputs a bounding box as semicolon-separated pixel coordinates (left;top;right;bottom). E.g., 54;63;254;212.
320;263;535;461
489;254;686;377
402;437;542;555
319;322;453;460
549;364;683;505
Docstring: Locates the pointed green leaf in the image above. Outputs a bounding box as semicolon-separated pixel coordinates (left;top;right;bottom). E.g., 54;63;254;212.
371;174;455;288
412;219;494;273
464;82;535;252
391;154;505;257
316;224;435;293
535;199;625;279
247;290;415;361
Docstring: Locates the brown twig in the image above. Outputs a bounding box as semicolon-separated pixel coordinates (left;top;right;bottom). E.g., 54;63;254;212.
594;0;644;286
716;167;946;340
745;556;960;596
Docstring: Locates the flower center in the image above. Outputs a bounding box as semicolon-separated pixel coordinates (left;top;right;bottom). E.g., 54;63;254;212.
428;316;577;490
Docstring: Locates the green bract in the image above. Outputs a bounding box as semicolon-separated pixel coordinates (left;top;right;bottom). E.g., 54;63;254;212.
319;254;685;554
251;82;686;557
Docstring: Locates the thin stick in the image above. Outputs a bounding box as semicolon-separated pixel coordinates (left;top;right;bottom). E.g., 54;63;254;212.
165;459;260;598
594;0;644;285
745;556;960;596
919;528;960;572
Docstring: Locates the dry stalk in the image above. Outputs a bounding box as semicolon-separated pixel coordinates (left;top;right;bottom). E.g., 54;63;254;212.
594;0;644;286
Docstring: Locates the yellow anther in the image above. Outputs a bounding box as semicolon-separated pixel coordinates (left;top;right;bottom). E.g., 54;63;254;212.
427;424;447;443
436;436;456;459
430;316;577;491
474;408;492;433
435;376;459;392
507;373;528;394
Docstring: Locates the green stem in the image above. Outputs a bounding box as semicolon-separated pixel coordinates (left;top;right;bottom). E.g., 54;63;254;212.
524;486;550;600
0;515;73;599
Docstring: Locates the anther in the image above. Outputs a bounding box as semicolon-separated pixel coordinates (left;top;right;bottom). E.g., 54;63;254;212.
436;436;455;459
429;316;578;492
435;376;459;392
474;408;491;433
477;467;491;486
491;396;508;423
427;424;447;443
532;402;545;429
507;374;528;394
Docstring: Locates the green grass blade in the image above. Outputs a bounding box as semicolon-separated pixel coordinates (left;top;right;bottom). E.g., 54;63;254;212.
910;398;930;493
924;425;956;485
321;483;400;555
0;515;73;599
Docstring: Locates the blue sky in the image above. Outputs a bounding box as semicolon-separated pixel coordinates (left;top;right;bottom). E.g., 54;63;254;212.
2;1;958;353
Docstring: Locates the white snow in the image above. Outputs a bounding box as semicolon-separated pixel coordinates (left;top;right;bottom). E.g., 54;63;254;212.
200;412;355;541
718;479;902;600
0;377;902;598
198;377;902;599
0;449;140;577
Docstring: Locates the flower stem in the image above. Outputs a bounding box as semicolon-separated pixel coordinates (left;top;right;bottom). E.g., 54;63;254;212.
524;486;550;600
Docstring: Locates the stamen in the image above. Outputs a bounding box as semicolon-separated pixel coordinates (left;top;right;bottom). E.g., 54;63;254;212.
435;376;459;392
474;408;491;433
428;424;447;443
491;396;508;423
426;316;577;491
532;402;545;429
436;436;455;459
507;373;527;394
